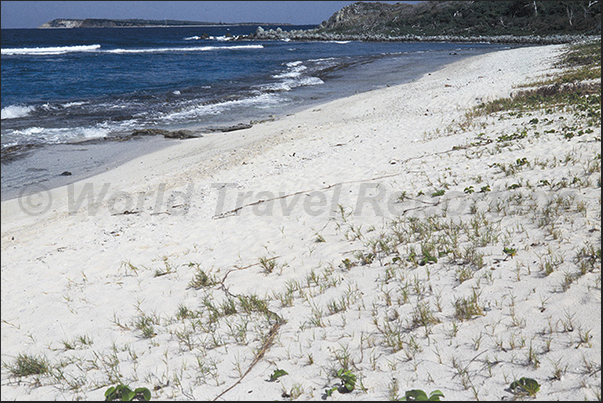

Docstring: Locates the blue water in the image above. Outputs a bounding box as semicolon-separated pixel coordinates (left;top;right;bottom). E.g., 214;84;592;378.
1;26;511;150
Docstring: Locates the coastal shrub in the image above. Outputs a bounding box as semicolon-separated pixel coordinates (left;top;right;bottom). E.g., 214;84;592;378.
104;384;151;401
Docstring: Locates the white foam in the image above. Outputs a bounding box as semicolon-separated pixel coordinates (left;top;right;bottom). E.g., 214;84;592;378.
104;45;263;54
1;44;101;56
261;76;324;92
1;105;35;120
63;101;88;108
210;36;233;41
163;93;279;121
272;62;307;79
10;126;45;136
14;125;117;144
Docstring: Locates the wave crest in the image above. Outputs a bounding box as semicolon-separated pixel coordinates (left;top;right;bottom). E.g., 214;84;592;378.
1;44;101;55
1;105;35;120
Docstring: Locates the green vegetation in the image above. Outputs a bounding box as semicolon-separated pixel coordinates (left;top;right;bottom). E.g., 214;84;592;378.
3;353;49;377
400;389;445;401
104;384;151;401
470;39;601;123
269;368;288;381
326;368;357;396
187;263;219;289
503;247;517;257
319;1;601;37
509;377;541;397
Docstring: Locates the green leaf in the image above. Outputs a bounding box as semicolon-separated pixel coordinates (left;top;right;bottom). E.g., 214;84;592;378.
402;389;429;401
510;377;540;396
104;386;117;401
121;389;135;401
325;387;337;397
269;369;288;381
428;389;444;401
134;387;152;401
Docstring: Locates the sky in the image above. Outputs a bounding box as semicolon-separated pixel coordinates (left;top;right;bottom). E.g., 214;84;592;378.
1;1;415;29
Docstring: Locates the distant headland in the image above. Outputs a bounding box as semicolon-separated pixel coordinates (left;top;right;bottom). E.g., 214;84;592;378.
38;18;292;29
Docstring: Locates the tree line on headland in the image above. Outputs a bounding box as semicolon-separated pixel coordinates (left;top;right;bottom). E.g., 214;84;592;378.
250;1;601;44
316;1;601;37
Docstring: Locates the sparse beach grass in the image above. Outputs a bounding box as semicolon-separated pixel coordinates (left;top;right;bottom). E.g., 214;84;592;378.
1;41;600;401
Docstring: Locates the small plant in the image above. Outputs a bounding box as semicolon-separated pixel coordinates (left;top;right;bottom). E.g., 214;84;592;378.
259;256;278;274
454;291;484;321
397;191;409;202
104;384;151;401
509;377;540;397
3;353;49;377
464;186;475;194
188;263;218;289
503;247;517;258
314;234;326;243
326;369;356;396
340;258;355;270
431;189;446;197
399;389;444;401
269;368;288;381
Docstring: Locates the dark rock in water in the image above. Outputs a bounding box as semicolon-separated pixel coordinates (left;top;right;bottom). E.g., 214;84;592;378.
60;171;72;176
131;128;172;136
247;24;600;45
250;115;276;125
163;130;201;139
204;123;253;133
1;143;44;163
217;123;253;133
131;128;202;139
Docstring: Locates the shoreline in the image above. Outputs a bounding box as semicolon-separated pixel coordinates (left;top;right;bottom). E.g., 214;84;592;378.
1;43;600;401
1;44;507;202
248;27;600;45
0;135;178;202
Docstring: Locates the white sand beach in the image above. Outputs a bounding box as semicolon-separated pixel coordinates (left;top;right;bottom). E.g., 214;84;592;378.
1;44;600;401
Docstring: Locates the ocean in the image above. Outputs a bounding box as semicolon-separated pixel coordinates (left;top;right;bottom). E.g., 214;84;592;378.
1;25;511;199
